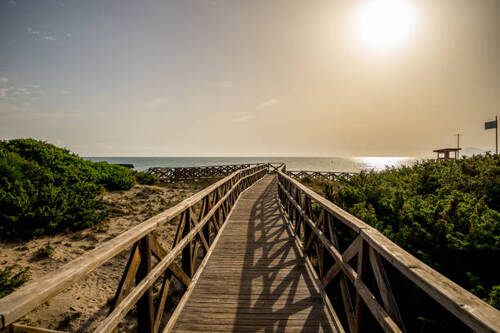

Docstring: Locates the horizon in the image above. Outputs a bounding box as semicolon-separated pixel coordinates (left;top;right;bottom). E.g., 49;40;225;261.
1;0;499;156
82;144;491;158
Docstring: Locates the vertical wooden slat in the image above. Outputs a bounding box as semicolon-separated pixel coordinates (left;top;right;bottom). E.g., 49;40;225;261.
212;189;221;230
369;247;406;333
303;195;313;248
172;211;187;247
201;196;212;246
317;210;327;279
327;215;356;333
187;208;201;273
108;242;141;314
136;235;154;333
354;240;370;333
153;270;172;333
181;210;193;277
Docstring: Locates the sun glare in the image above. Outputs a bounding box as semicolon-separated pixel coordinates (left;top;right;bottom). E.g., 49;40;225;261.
355;0;416;50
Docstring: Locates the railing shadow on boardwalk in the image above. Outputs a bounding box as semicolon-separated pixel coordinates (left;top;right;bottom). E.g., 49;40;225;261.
233;177;335;332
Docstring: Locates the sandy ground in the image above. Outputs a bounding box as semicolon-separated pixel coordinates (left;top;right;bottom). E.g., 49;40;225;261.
0;178;219;332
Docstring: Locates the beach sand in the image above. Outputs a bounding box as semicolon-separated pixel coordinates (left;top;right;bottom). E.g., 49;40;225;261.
0;178;220;332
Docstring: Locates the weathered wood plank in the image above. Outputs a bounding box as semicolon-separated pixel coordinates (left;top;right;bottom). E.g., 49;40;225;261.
136;235;154;333
170;175;339;333
91;166;268;333
9;324;65;333
277;169;500;333
108;242;141;313
147;163;275;183
153;270;172;333
162;181;237;333
369;247;406;332
150;236;191;288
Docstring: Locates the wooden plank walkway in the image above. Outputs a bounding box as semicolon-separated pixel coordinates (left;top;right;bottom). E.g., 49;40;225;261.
171;175;338;333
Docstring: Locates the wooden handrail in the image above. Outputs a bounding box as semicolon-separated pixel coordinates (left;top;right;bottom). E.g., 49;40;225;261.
0;164;267;332
94;167;260;332
148;162;284;182
276;168;500;333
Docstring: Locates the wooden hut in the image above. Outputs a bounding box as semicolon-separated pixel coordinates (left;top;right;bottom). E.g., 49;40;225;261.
433;148;461;160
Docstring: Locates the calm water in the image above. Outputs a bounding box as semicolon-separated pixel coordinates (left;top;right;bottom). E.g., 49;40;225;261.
84;156;419;173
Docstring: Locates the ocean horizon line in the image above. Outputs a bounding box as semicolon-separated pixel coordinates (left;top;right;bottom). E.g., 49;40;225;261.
83;156;422;172
83;155;418;159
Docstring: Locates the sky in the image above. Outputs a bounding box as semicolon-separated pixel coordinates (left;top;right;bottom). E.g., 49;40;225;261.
1;0;499;157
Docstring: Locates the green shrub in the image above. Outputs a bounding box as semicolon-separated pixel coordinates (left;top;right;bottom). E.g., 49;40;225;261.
489;285;500;308
330;156;499;290
93;162;135;190
312;155;499;330
0;139;135;191
301;175;313;184
35;242;55;258
133;170;158;185
0;139;139;238
0;265;30;298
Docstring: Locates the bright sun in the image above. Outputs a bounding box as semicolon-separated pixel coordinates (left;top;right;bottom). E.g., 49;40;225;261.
355;0;416;49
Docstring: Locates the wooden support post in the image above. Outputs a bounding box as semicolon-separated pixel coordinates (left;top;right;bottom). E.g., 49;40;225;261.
181;210;194;277
109;242;141;313
354;240;370;333
150;236;191;288
369;247;406;332
212;190;221;230
294;187;302;236
316;210;327;279
305;209;324;252
136;235;154;333
327;215;356;333
201;197;212;247
154;270;172;333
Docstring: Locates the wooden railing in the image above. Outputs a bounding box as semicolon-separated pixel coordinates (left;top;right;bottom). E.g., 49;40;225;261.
147;162;355;183
286;170;357;182
0;164;268;333
276;166;500;333
147;163;283;183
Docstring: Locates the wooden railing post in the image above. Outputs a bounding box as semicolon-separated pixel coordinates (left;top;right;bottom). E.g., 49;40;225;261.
369;248;406;332
108;242;141;314
200;196;212;247
181;210;193;277
303;195;313;255
354;240;370;333
136;235;154;333
326;214;356;333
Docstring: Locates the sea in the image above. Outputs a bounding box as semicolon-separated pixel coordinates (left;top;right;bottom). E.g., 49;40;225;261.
83;157;420;173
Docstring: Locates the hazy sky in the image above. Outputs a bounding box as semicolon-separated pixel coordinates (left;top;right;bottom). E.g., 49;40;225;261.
1;0;499;157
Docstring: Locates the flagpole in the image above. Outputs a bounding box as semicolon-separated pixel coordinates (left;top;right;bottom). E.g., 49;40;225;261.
496;115;498;155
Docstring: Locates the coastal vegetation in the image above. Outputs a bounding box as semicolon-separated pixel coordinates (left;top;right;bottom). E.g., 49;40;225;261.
0;138;157;238
301;154;499;313
0;172;220;330
0;140;220;315
0;265;30;298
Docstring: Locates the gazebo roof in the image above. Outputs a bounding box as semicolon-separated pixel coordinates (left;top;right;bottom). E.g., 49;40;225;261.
433;148;462;153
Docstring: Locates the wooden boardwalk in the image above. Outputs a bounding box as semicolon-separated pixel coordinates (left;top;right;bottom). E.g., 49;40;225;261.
3;165;497;333
170;175;338;332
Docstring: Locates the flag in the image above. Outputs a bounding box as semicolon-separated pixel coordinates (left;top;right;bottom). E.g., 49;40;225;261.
485;120;497;130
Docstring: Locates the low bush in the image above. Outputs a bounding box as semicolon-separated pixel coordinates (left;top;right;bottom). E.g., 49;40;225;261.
133;170;158;185
299;155;499;330
315;155;499;321
0;139;157;238
0;265;30;298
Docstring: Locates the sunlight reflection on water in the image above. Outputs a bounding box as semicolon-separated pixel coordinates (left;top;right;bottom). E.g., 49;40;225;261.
355;157;416;171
